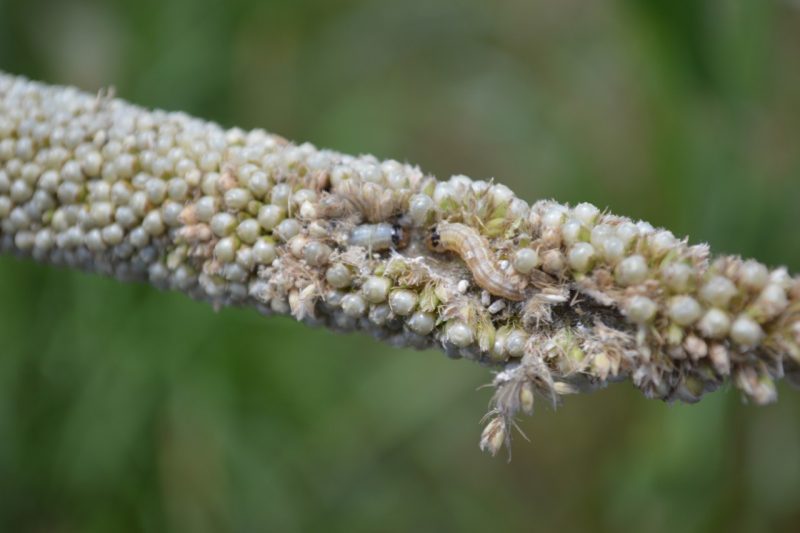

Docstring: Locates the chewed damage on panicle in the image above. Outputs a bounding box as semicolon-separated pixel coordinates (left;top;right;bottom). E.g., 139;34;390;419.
1;72;799;458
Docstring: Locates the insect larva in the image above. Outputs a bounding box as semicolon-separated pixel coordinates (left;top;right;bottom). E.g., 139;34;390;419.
427;222;526;301
348;223;408;252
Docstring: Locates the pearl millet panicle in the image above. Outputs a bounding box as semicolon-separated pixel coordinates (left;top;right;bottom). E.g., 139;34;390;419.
1;72;799;457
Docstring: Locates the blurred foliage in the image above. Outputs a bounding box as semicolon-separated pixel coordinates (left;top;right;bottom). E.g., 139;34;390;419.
1;0;800;531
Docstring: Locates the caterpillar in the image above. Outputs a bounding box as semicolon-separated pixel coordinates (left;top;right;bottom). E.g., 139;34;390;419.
348;223;409;252
427;222;526;301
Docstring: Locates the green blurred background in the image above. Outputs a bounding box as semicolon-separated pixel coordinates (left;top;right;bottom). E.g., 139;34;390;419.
1;0;800;531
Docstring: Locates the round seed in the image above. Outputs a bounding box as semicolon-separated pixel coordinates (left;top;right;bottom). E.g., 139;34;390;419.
101;224;124;245
668;295;702;326
661;262;695;293
369;304;392;326
616;255;649;286
389;289;418;316
755;284;788;319
362;276;392;304
292;188;317;206
214;237;237;263
698;309;730;339
303;241;331;267
407;311;436;335
210;212;237;237
626;296;658;324
590;224;614;248
236;245;255;270
194;196;218;222
541;206;566;228
129;227;149;248
561;218;584;246
145;178;167;205
10;180;32;202
730;315;763;347
247;171;269;197
573;202;599;225
270;183;292;207
341;293;367;317
445;320;474;347
326;264;352;289
649;230;678;256
699;276;737;308
167;178;189;201
142;210;165;236
275;219;301;241
568;242;595;273
408;194;434;226
257;204;284;230
513;248;539;275
236;219;261;244
505;330;528;357
738;261;769;291
224;187;252;210
252;239;277;265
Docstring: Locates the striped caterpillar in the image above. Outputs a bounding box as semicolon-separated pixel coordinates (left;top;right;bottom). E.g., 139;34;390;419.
426;222;526;301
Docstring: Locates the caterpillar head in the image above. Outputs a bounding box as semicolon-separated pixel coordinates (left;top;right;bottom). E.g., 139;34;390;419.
426;226;444;253
390;224;409;249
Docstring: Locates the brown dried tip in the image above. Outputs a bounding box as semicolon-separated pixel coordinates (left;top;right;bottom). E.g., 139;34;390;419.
479;416;508;457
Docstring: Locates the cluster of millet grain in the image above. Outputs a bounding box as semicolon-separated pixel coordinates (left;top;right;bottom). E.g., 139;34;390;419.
1;72;798;456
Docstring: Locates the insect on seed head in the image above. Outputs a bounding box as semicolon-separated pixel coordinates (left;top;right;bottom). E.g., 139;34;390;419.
391;224;409;249
426;226;443;252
